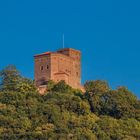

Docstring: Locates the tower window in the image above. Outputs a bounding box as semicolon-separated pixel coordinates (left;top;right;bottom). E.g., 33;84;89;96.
47;65;49;69
76;72;78;76
40;66;44;71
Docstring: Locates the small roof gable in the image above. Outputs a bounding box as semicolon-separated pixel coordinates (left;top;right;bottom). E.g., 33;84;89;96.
54;71;69;76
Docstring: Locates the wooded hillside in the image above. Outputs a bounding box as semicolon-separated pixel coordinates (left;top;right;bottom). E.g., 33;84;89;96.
0;65;140;140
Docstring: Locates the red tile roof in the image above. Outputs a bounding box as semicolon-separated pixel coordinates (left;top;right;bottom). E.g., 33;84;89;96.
34;52;51;57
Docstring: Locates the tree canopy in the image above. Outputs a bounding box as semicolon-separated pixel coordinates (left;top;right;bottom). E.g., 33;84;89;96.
0;65;140;140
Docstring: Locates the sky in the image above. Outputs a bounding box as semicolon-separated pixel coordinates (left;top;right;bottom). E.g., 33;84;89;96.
0;0;140;97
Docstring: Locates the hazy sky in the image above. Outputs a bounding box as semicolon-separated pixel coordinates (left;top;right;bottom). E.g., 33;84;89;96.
0;0;140;97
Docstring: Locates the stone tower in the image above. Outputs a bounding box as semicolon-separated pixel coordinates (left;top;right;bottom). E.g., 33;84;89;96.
34;48;83;93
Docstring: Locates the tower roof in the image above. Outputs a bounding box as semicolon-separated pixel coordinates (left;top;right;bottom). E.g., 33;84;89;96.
57;48;81;53
34;52;51;57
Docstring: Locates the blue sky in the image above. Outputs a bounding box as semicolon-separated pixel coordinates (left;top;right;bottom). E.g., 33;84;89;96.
0;0;140;97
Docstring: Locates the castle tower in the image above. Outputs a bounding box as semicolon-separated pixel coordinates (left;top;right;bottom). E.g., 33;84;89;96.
34;52;51;86
34;48;83;93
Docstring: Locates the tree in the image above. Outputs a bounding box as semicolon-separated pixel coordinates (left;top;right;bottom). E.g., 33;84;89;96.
46;80;55;92
0;65;37;93
16;78;37;93
0;65;21;91
0;65;140;139
84;80;110;93
84;80;110;113
52;80;72;93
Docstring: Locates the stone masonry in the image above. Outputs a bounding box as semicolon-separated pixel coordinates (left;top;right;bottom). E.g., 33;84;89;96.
34;48;84;93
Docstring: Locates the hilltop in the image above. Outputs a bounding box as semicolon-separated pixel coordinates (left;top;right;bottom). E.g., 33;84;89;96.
0;65;140;140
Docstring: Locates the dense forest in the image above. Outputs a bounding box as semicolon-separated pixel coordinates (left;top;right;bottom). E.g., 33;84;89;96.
0;65;140;140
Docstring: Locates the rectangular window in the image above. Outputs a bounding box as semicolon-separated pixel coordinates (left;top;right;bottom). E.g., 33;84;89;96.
40;66;44;71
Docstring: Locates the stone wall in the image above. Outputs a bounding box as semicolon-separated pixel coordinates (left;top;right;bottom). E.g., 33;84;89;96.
34;48;83;92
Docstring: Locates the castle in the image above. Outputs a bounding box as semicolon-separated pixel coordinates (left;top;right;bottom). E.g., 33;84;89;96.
34;48;84;93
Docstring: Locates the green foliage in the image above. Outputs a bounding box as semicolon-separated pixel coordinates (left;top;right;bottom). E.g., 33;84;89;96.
46;80;55;92
84;81;140;120
0;66;140;140
0;65;37;93
51;80;73;93
0;65;21;91
95;116;140;140
84;80;110;93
